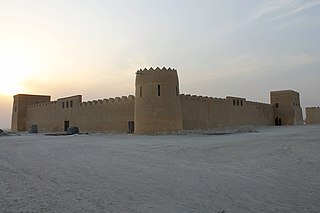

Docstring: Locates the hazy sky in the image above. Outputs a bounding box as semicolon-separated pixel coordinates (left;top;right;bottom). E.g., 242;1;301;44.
1;0;320;128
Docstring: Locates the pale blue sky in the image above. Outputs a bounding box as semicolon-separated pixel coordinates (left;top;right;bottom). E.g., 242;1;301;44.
1;0;320;128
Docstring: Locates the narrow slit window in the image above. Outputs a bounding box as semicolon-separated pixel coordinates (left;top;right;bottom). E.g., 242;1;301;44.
176;86;179;96
70;100;73;108
158;85;161;96
140;86;142;97
241;100;243;106
233;100;236;106
237;100;239;106
62;102;65;108
66;101;69;108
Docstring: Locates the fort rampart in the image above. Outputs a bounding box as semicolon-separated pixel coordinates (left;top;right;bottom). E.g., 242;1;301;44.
25;95;134;133
306;107;320;124
11;67;304;134
180;94;274;130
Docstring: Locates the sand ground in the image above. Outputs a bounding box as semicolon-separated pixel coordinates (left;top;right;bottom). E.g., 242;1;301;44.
0;125;319;212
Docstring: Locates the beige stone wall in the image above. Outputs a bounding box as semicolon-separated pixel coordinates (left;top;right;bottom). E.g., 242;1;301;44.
26;101;58;132
306;107;320;124
180;94;274;130
270;90;303;125
26;95;82;132
20;89;301;134
134;67;182;134
14;70;305;134
26;95;134;133
11;94;51;131
78;96;134;133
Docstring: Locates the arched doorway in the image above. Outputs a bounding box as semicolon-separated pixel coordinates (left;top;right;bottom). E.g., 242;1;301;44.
275;117;282;126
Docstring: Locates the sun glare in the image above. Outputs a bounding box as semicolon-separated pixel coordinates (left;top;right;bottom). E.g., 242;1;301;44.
0;46;42;95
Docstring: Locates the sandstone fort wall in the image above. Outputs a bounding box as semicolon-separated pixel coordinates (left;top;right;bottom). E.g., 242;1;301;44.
12;67;305;134
306;107;320;124
180;94;274;130
26;95;134;133
25;93;274;133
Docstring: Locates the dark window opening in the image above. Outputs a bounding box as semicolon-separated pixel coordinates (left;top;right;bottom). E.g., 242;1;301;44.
241;100;243;106
64;121;70;131
14;106;17;112
139;86;142;97
70;100;73;108
275;103;279;108
66;101;69;108
176;86;179;96
233;100;236;106
237;100;239;106
62;102;65;108
157;85;161;96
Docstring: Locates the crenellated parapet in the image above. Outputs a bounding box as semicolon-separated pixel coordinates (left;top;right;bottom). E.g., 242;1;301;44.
80;95;135;107
180;94;243;103
306;106;320;109
180;94;215;102
246;100;271;106
27;101;57;109
26;95;135;108
180;94;273;108
136;67;177;74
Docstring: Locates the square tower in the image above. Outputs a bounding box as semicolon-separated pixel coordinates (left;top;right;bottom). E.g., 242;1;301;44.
11;94;51;132
270;90;303;125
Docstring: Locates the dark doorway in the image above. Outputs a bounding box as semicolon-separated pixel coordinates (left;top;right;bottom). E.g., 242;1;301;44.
128;121;134;134
64;121;70;131
275;117;282;126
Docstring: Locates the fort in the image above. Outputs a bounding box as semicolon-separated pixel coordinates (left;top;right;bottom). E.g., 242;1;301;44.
10;67;314;134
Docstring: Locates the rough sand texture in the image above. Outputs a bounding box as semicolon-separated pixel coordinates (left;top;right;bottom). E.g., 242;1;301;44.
0;125;319;212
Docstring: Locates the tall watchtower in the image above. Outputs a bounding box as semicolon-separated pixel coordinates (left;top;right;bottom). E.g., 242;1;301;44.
11;94;51;132
134;67;183;134
270;90;303;125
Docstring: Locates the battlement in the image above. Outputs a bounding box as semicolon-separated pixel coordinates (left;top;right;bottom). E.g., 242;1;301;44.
27;101;58;109
306;107;320;109
181;94;240;105
136;67;177;74
180;94;214;102
246;100;270;106
27;95;135;108
80;95;135;107
180;94;272;107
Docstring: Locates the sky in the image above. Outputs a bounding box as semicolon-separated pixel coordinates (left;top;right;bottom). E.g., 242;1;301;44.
0;0;320;129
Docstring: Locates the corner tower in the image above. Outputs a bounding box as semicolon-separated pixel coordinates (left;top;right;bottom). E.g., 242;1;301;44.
270;90;303;125
11;94;51;132
134;67;183;134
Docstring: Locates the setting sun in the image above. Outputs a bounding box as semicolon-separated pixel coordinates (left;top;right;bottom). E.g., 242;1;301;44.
0;45;42;95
